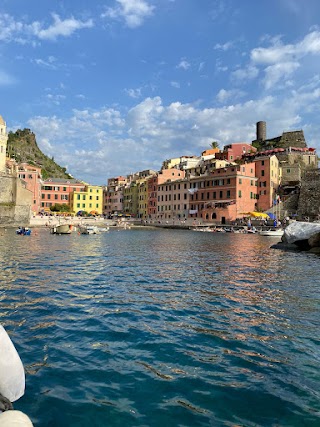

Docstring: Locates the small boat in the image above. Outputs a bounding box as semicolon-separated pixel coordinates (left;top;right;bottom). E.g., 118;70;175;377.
79;225;100;234
50;224;73;234
98;226;110;232
259;229;284;237
16;227;31;236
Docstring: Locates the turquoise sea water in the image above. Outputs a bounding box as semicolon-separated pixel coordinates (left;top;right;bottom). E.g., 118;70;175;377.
0;227;319;426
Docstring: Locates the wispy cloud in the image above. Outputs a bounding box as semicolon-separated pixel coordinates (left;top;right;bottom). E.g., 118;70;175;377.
102;0;155;28
170;81;180;88
0;13;93;44
251;30;320;64
33;56;58;69
124;87;142;98
249;30;320;89
0;70;17;86
176;59;190;70
214;41;234;51
33;13;93;41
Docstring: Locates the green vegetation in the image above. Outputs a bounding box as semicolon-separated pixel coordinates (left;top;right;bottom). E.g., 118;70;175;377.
6;128;73;180
50;203;71;213
210;141;219;149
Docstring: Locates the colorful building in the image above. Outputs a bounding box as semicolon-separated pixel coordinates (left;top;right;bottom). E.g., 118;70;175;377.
18;163;42;214
41;178;85;212
103;176;126;216
190;163;258;223
71;184;103;215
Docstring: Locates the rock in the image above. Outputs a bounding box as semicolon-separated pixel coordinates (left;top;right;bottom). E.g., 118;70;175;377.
309;246;320;254
308;231;320;248
282;221;320;245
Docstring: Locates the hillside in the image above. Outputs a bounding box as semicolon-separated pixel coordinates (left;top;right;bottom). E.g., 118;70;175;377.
6;128;73;180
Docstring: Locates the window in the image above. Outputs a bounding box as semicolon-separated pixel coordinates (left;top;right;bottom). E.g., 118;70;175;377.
77;194;80;200
55;195;58;200
63;187;67;191
261;170;265;176
227;190;230;198
238;190;242;198
219;191;223;199
239;178;242;184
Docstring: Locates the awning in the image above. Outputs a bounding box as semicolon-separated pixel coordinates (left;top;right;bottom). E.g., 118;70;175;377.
241;211;269;218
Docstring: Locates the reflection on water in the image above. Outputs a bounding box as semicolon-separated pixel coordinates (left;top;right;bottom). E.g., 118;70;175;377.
0;227;319;426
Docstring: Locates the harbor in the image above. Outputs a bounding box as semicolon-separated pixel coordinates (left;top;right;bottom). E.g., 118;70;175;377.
1;227;319;426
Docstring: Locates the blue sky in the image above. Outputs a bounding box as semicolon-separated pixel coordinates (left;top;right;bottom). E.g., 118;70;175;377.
1;0;320;184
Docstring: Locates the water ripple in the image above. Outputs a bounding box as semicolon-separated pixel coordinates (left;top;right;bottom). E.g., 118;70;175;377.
0;228;319;426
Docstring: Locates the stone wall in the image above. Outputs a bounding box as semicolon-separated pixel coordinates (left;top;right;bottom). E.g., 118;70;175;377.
297;169;320;220
0;173;32;226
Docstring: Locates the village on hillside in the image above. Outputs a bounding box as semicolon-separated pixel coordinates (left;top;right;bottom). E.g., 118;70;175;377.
0;115;320;226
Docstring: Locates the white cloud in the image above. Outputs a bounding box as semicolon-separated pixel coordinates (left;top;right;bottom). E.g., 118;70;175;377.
33;56;58;69
0;13;93;44
231;65;259;82
124;87;142;98
214;41;234;51
33;13;93;41
46;94;66;105
176;59;190;70
251;30;320;64
25;88;320;184
102;0;154;28
170;81;180;88
216;88;246;103
263;61;300;90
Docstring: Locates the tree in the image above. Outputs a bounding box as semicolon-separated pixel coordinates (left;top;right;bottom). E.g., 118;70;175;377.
210;141;219;149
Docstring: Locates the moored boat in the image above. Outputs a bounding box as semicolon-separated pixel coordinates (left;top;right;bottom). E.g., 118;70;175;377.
78;225;99;234
16;227;31;236
259;228;284;237
50;224;73;234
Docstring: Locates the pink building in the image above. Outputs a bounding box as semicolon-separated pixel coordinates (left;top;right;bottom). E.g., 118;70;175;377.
215;143;257;162
17;163;42;214
41;178;85;212
103;176;127;216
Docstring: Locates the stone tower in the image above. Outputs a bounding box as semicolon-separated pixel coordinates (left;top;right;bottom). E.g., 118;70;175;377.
0;115;8;172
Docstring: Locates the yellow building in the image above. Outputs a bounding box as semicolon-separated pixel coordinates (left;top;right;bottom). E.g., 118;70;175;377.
71;184;103;215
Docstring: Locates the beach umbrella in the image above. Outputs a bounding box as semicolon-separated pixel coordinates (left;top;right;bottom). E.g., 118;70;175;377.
244;211;269;218
267;212;276;219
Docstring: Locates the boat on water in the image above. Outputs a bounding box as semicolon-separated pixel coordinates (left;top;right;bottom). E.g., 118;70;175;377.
50;224;73;234
78;225;100;235
259;228;284;237
16;227;31;236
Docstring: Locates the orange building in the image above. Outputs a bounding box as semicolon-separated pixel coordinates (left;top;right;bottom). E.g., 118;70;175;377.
189;163;258;223
41;178;85;212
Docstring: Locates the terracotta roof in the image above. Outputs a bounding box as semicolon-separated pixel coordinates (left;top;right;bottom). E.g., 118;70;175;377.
0;115;5;126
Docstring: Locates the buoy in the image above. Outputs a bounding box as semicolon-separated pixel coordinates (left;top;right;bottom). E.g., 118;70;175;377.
0;326;25;402
0;410;33;426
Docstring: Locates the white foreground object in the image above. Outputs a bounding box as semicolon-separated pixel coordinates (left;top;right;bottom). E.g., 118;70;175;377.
0;410;33;426
0;326;25;402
